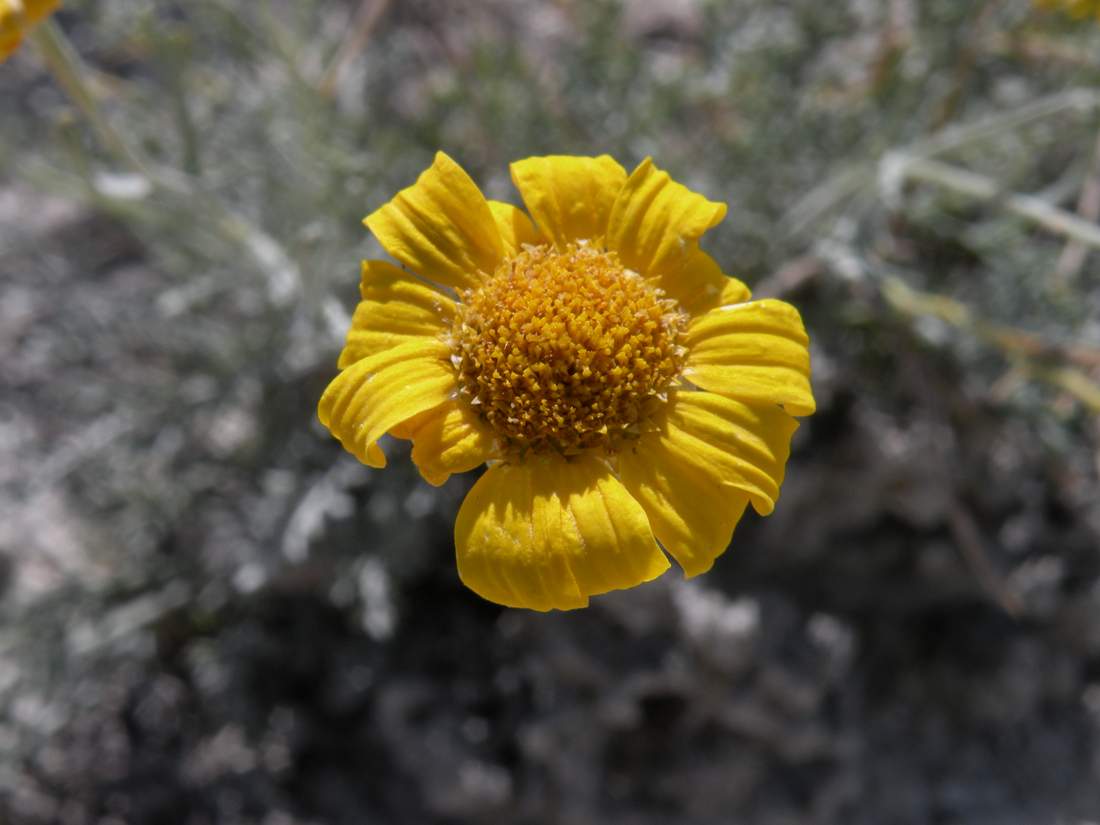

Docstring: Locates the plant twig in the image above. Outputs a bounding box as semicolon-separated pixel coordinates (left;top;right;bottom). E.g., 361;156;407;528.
29;21;151;178
30;20;302;307
754;255;823;298
882;154;1100;250
1055;126;1100;284
984;31;1100;70
904;88;1100;160
881;276;1100;411
930;0;1002;130
318;0;392;98
781;164;874;239
784;90;1100;239
948;504;1023;618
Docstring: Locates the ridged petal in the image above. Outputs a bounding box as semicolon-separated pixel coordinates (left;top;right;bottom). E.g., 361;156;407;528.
619;390;799;575
337;260;456;368
665;245;752;318
685;299;815;417
606;158;727;281
394;400;498;486
318;339;457;468
363;152;504;292
672;391;798;515
488;200;543;256
455;455;670;611
621;456;749;579
509;155;627;247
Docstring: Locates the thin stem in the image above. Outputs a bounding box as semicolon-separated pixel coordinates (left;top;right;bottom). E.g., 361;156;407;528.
1054;125;1100;284
984;30;1100;69
929;0;1003;131
29;19;151;177
785;90;1100;239
28;19;302;307
881;276;1100;412
781;164;874;239
883;154;1100;250
904;88;1100;160
318;0;392;97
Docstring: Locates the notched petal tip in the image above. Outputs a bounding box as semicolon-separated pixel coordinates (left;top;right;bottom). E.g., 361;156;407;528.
488;200;544;254
337;260;457;367
454;456;669;611
365;441;387;468
362;153;504;292
620;389;799;575
509;155;628;248
318;339;457;471
685;298;815;417
660;245;752;318
607;158;729;283
403;399;497;488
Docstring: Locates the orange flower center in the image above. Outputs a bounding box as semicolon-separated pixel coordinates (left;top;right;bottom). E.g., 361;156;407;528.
453;243;687;455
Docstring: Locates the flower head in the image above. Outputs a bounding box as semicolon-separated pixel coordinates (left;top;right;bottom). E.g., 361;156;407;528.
0;0;59;61
320;153;815;610
1034;0;1100;19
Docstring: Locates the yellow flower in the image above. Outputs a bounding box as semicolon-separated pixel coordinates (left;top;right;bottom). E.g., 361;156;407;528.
1034;0;1100;19
319;153;815;611
0;0;60;61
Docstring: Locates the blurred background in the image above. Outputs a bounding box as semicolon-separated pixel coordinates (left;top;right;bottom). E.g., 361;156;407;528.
2;0;1100;823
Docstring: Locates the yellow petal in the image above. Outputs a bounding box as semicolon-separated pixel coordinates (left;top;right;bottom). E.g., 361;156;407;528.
620;453;749;578
25;0;59;24
318;339;457;468
605;158;727;281
685;299;815;417
363;152;504;292
509;155;627;247
0;4;22;61
488;200;543;256
454;455;670;611
400;400;498;486
670;391;798;515
664;244;752;318
387;404;440;441
0;32;20;62
619;390;799;575
338;260;456;368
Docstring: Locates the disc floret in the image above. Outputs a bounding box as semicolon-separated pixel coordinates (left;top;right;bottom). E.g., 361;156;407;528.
453;243;687;455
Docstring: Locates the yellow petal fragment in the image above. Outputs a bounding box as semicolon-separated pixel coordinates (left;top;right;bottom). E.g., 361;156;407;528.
387;403;440;441
664;245;752;318
401;400;498;487
455;455;670;611
509;155;628;247
1036;0;1100;19
337;260;456;368
488;200;543;256
318;339;457;468
619;390;799;575
363;152;504;292
606;158;727;281
669;391;798;515
0;2;22;60
621;450;749;578
685;299;815;417
0;32;20;62
25;0;60;24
